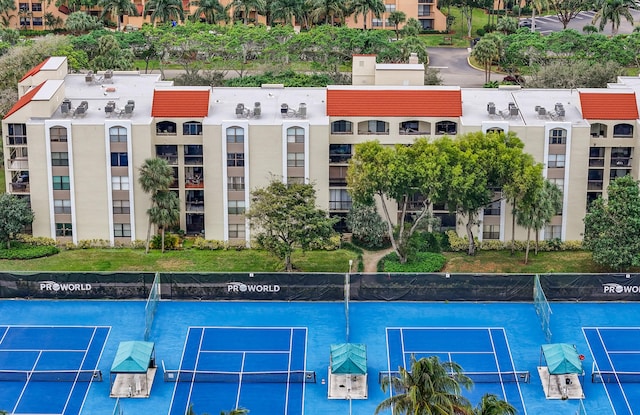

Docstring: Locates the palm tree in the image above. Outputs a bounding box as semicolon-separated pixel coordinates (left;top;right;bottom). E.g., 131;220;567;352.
144;0;185;25
592;0;636;35
0;0;16;28
515;179;563;264
149;190;180;253
349;0;385;30
376;355;473;415
388;10;406;38
471;34;502;83
270;0;305;25
309;0;347;25
473;393;516;415
190;0;227;23
138;157;173;253
227;0;266;24
98;0;138;30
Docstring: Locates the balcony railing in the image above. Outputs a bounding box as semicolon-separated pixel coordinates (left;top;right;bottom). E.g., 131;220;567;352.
10;182;30;192
186;202;204;212
588;159;604;167
611;158;631;167
157;155;178;165
329;155;352;163
329;201;352;210
399;129;430;135
587;181;603;190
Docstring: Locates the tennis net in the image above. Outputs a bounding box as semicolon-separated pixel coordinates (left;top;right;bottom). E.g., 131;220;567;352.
163;369;317;384
591;370;640;383
534;274;552;342
378;370;530;384
144;272;160;341
0;369;102;382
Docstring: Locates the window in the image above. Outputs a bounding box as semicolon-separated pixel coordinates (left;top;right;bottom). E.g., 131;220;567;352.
372;18;383;27
8;123;27;145
610;169;631;179
228;200;246;215
548;178;564;190
184;145;203;165
111;152;128;167
112;176;130;190
385;4;395;12
287;127;305;143
331;120;353;134
483;201;500;216
156;121;176;135
400;121;420;134
547;154;565;168
50;126;67;142
55;223;73;237
51;152;69;166
52;176;70;190
229;224;246;238
156;145;178;164
545;225;561;240
549;128;567;144
113;200;130;214
329;144;352;163
32;17;42;26
329;189;352;210
54;199;71;214
435;121;457;135
109;126;127;142
613;123;634;137
114;223;131;237
611;147;632;167
367;120;388;134
32;3;42;10
287;152;304;167
228;176;245;191
226;127;244;143
288;177;305;184
183;121;203;135
418;4;431;16
19;17;31;26
19;2;28;10
227;153;245;167
483;225;500;240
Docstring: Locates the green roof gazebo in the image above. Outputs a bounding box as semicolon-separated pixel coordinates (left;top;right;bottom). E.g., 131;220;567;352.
328;343;368;400
110;341;156;398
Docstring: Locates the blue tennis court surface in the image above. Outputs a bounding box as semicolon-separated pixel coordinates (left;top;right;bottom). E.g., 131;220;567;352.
583;327;640;415
169;327;309;415
386;327;527;414
0;325;109;415
3;300;640;415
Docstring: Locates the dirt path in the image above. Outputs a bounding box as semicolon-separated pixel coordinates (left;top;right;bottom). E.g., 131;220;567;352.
361;247;394;273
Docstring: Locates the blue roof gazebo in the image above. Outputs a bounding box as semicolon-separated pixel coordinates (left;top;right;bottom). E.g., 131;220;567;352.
110;341;156;398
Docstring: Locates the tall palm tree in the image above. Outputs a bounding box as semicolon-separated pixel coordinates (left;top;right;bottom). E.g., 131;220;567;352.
349;0;385;29
190;0;227;23
388;10;406;38
473;393;517;415
138;157;173;253
270;0;305;25
144;0;185;25
149;190;180;253
471;34;502;83
0;0;16;28
376;355;473;415
98;0;138;30
592;0;636;35
227;0;266;24
309;0;347;25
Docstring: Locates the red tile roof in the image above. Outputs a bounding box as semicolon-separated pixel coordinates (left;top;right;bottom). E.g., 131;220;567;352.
326;88;462;117
152;90;210;117
579;91;639;120
19;58;49;82
4;83;44;118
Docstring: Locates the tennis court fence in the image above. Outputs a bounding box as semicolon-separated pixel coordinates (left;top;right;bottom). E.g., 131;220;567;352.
163;369;317;384
591;369;640;383
378;370;530;384
0;369;103;382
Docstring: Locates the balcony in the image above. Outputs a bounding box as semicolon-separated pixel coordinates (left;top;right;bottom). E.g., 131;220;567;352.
611;158;631;167
329;201;352;210
186;201;204;212
587;181;603;190
157;154;178;165
185;177;204;189
329;155;352;163
588;158;604;167
11;182;30;193
7;157;28;170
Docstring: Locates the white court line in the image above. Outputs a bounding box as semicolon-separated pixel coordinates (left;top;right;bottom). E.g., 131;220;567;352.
283;328;293;415
236;352;246;409
0;327;8;345
13;350;43;414
384;329;393;400
582;327;616;415
167;327;194;415
400;328;407;370
597;328;634;415
301;328;308;415
77;327;111;415
61;326;97;415
500;328;528;415
0;349;88;353
403;350;494;355
488;329;508;401
199;350;290;354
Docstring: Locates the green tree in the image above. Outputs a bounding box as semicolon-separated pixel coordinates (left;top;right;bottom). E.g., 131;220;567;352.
0;0;16;28
270;0;306;26
149;190;180;253
495;16;517;34
388;10;406;38
515;179;563;264
348;139;447;263
98;0;138;30
90;34;135;70
583;175;640;271
144;0;185;25
246;179;338;272
473;393;516;415
65;11;104;34
592;0;636;35
349;0;386;30
138;158;173;254
227;0;266;24
547;0;586;28
0;193;34;249
471;34;501;83
309;0;348;25
44;12;64;29
376;355;473;415
400;16;420;37
190;0;227;23
347;202;388;249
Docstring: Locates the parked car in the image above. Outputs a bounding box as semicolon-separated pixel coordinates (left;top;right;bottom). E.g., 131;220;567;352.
503;74;526;85
519;19;532;28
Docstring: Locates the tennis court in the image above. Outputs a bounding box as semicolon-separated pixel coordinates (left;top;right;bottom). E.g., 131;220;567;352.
383;327;528;413
167;327;311;415
584;327;640;415
0;325;109;415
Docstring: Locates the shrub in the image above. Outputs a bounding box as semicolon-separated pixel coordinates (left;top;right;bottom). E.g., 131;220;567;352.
476;28;486;37
63;242;77;250
0;244;59;259
480;240;505;250
16;235;56;246
446;230;468;252
150;233;181;250
131;239;147;249
341;241;364;255
193;237;226;250
381;252;447;272
310;234;341;251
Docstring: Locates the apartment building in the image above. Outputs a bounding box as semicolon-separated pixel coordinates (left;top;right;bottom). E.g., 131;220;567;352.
4;55;639;245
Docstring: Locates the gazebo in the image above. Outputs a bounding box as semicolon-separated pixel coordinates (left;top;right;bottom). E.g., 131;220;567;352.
328;343;368;400
109;341;157;398
537;343;585;400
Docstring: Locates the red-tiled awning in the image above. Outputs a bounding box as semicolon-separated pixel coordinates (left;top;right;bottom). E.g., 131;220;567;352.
151;90;210;117
579;91;639;120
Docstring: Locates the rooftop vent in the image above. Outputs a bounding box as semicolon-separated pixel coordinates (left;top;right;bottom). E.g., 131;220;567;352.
104;69;113;83
105;101;116;116
281;103;307;118
487;102;496;116
73;101;88;118
61;98;72;116
85;71;94;84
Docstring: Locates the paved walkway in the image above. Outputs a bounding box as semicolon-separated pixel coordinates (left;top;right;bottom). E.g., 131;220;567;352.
362;247;395;272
